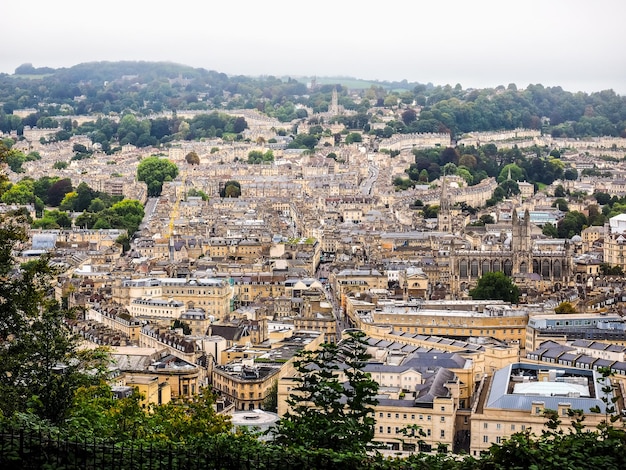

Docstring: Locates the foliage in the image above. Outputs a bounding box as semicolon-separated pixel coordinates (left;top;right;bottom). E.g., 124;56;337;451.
542;222;558;238
187;187;209;200
185;151;200;165
247;149;274;164
552;198;569;212
272;330;379;454
47;177;73;206
220;180;241;198
0;212;110;424
469;271;520;303
421;204;440;218
262;380;278;413
172;319;191;335
393;176;415;191
599;263;624;276
62;385;231;444
469;214;495;226
136;156;179;196
554;301;577;314
557;211;587;238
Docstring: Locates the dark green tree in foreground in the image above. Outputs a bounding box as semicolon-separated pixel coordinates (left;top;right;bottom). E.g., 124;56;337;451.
0;213;109;425
272;330;379;454
136;156;179;196
469;271;520;303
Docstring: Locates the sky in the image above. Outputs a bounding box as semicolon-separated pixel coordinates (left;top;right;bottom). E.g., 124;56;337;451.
2;0;625;95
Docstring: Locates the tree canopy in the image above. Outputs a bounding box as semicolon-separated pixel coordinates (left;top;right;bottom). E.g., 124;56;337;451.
469;271;520;303
272;330;379;454
136;156;179;196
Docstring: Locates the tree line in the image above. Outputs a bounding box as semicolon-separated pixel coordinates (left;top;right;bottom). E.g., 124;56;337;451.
0;61;624;143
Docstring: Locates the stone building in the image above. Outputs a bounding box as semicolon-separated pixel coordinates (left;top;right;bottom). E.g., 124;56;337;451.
448;209;573;296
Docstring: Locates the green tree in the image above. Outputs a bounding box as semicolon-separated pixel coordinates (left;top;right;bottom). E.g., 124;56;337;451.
564;167;579;180
554;301;577;314
497;164;525;183
421;204;439;218
272;330;379;454
0;214;109;424
88;197;106;213
187;188;209;201
345;132;363;144
220;180;241;198
1;181;35;205
469;271;520;303
136;156;179;196
552;198;569;212
594;191;611;205
185;151;200;165
542;222;558;238
557;211;587;238
47;178;73;206
262;380;278;413
599;263;624;276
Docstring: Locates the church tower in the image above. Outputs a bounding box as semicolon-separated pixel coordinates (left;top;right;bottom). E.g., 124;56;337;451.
329;87;340;116
512;208;532;274
437;175;453;233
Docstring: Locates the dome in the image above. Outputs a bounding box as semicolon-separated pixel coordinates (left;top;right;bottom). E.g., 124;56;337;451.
571;235;582;242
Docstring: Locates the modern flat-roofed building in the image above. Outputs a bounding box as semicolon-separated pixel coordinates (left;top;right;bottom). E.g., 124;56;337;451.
469;362;619;457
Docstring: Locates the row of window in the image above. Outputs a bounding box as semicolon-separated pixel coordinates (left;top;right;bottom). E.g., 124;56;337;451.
396;327;523;335
483;422;526;432
379;426;445;439
379;410;446;420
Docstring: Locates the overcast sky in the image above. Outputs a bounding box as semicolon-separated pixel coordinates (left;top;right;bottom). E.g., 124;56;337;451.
2;0;625;94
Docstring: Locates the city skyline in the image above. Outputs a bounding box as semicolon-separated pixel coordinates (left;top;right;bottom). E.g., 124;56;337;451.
2;0;625;95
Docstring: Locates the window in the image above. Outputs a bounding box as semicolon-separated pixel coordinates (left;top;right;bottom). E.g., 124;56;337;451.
379;426;383;433
496;423;501;430
496;437;502;444
419;415;423;420
441;406;445;412
387;427;391;434
441;416;445;423
483;436;488;443
511;424;515;431
483;423;488;429
387;413;391;418
440;430;445;438
427;415;431;421
427;429;431;436
411;414;415;420
379;412;383;418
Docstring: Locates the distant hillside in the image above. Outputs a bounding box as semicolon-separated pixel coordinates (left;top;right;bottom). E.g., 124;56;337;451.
48;61;218;84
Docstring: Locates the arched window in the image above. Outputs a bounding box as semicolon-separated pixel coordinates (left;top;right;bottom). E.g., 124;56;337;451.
553;261;562;278
471;259;479;277
482;259;491;275
504;259;513;276
542;259;551;279
459;260;468;278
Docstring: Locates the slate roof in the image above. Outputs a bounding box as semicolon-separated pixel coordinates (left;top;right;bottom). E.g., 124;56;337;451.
485;363;610;414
